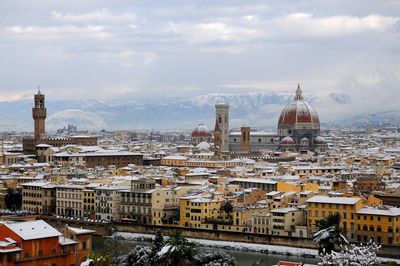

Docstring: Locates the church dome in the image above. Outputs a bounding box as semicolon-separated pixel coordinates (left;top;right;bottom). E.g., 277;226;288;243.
192;124;212;138
278;84;320;128
280;136;295;145
314;136;327;144
196;141;211;150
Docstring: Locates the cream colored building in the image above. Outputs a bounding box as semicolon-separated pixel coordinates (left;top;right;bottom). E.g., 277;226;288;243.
56;184;84;217
95;184;128;221
270;207;303;236
152;186;192;226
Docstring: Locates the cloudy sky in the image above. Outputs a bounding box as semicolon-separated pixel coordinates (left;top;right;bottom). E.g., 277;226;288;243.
0;0;399;122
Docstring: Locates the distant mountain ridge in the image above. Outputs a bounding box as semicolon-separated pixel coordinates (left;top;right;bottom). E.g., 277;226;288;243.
0;91;397;132
325;109;400;128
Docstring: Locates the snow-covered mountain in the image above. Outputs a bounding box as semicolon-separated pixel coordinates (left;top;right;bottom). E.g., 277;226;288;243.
0;91;397;132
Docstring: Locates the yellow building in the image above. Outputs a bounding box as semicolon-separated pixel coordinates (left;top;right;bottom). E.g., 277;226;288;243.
306;195;363;241
152;186;192;226
355;206;400;245
277;181;301;193
21;181;56;215
292;166;342;176
83;187;96;219
179;195;222;229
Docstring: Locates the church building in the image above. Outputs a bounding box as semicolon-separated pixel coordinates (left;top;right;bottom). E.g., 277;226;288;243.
215;84;327;153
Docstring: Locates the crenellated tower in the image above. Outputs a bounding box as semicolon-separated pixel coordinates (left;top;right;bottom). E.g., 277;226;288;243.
32;89;47;139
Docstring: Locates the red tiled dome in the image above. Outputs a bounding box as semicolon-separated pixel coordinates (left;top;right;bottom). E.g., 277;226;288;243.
278;84;320;127
192;124;212;138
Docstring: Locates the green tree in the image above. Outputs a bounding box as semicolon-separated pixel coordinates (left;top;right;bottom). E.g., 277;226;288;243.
157;231;195;266
86;252;112;266
150;230;165;263
220;201;234;221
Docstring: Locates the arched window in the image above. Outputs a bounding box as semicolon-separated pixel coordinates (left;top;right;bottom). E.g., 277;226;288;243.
369;225;374;232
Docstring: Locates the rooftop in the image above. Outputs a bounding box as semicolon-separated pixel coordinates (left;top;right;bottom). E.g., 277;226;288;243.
306;195;361;205
3;220;62;240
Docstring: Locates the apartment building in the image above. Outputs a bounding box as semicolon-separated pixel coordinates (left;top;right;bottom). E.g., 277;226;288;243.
56;184;84;217
21;181;56;215
95;184;128;220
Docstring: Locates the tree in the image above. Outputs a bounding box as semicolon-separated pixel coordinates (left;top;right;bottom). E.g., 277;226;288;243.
150;230;165;264
81;252;112;266
4;188;22;210
114;231;236;266
313;213;348;254
220;201;234;222
157;231;196;266
113;246;152;266
318;241;381;266
220;201;233;214
317;213;341;231
195;250;236;266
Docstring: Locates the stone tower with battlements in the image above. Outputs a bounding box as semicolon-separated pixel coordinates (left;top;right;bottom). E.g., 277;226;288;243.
32;89;47;139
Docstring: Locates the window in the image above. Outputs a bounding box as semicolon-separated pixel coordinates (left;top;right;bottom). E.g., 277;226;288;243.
7;254;13;263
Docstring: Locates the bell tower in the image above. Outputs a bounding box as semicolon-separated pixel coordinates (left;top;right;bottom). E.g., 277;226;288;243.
32;89;46;139
215;102;229;152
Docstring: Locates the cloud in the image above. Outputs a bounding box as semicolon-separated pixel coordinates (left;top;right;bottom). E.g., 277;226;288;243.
51;9;136;23
6;25;109;38
167;21;264;43
163;13;398;46
47;109;108;130
329;92;351;104
271;13;399;38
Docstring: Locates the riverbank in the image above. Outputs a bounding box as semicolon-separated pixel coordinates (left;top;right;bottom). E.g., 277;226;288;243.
93;235;320;265
112;232;400;265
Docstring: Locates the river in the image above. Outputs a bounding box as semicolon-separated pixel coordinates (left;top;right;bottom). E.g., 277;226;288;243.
92;236;320;265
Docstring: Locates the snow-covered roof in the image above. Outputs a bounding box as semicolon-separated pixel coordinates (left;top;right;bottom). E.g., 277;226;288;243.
230;178;277;184
4;220;62;240
162;155;188;160
307;196;361;205
356;206;400;216
271;207;299;213
59;236;77;245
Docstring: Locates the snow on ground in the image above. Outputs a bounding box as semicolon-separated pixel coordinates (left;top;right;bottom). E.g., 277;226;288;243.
112;232;400;263
113;232;317;257
80;259;93;266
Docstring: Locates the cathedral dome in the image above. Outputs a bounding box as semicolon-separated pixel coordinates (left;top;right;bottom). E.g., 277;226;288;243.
278;84;320;129
192;124;212;138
